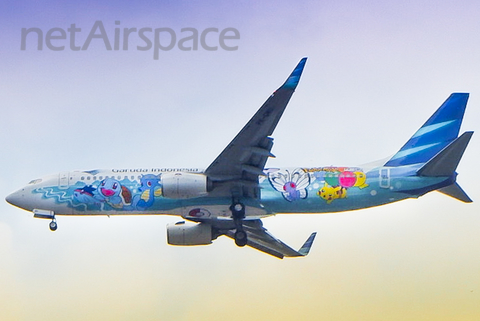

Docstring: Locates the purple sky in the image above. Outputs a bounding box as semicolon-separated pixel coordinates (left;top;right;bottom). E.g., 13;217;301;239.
1;1;479;320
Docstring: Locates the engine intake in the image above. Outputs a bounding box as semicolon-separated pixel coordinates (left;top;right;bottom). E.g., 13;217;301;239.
162;172;208;199
167;221;213;246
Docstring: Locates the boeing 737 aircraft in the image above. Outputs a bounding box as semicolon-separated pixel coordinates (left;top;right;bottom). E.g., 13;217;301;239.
6;58;473;258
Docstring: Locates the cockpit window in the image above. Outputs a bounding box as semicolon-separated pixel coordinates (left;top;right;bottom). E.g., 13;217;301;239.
28;179;42;185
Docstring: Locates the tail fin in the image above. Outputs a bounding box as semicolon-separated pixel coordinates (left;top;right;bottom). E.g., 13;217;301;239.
385;93;469;167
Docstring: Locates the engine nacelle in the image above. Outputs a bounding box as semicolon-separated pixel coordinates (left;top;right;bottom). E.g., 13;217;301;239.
162;172;208;199
167;221;213;246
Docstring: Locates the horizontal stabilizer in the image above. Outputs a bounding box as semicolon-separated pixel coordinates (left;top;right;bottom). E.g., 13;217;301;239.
437;183;472;203
417;131;473;177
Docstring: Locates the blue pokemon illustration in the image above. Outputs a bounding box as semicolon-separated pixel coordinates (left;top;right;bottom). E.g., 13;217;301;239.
73;185;100;205
127;174;162;211
96;178;132;209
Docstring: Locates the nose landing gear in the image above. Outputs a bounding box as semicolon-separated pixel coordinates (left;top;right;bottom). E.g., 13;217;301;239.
49;219;57;231
33;209;57;232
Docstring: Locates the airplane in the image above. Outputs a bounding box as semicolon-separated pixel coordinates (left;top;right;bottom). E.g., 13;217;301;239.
5;58;474;259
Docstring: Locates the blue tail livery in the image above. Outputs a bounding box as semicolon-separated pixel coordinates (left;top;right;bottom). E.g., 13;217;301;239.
5;58;473;258
385;93;469;167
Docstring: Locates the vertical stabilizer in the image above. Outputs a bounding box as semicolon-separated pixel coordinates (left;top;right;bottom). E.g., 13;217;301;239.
385;93;469;167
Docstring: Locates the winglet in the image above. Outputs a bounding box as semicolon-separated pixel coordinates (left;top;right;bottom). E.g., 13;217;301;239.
298;232;317;256
282;57;307;89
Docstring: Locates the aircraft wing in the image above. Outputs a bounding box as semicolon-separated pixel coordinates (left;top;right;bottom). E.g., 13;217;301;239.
205;58;307;199
224;220;317;259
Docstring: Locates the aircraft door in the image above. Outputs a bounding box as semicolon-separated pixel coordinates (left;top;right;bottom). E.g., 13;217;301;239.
379;168;390;188
59;172;70;189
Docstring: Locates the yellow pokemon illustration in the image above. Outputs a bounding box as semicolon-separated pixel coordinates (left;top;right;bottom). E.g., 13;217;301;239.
353;171;369;189
317;183;347;204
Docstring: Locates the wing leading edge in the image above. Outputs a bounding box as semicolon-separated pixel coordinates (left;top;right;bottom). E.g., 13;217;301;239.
205;58;307;199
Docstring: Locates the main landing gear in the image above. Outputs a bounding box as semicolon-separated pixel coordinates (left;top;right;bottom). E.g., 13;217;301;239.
230;201;247;247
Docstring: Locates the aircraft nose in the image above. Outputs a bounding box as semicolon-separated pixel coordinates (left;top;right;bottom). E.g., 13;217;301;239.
5;189;24;208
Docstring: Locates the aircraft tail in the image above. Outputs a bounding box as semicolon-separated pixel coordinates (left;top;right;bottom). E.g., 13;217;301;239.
385;93;469;167
384;93;473;202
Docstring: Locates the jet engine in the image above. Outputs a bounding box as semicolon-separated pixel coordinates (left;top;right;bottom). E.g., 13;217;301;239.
162;172;209;199
167;221;213;246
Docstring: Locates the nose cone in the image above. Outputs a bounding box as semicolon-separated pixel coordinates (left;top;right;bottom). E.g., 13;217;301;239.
5;189;29;211
6;190;22;207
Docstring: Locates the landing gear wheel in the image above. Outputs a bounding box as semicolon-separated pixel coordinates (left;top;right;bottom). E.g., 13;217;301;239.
234;230;248;247
233;203;244;213
49;220;57;231
230;202;245;217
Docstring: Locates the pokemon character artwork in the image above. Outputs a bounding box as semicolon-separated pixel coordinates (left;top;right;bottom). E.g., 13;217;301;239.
268;167;369;204
38;174;163;212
